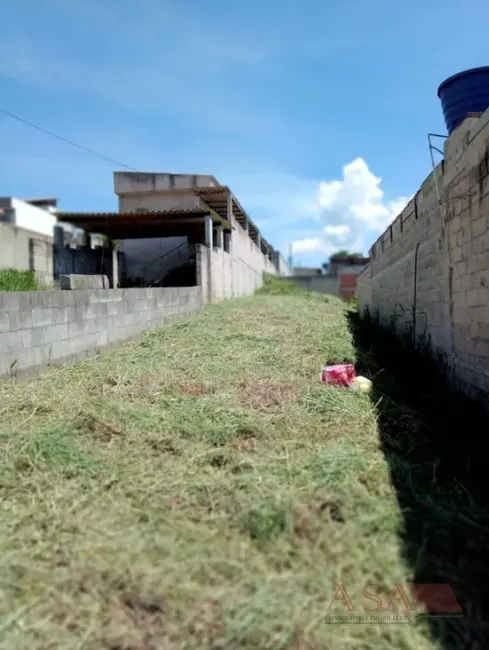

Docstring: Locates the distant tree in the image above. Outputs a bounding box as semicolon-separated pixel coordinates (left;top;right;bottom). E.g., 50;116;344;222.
331;249;351;259
329;249;363;261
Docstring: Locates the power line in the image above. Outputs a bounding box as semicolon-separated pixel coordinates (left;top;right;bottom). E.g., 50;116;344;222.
0;106;138;171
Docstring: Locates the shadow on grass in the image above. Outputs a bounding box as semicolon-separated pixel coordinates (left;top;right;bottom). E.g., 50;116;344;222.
348;310;489;650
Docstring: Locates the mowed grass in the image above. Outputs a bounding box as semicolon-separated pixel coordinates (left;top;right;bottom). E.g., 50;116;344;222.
0;290;437;649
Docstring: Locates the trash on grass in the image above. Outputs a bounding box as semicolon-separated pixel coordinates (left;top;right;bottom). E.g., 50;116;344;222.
320;363;356;387
320;363;373;393
350;375;373;393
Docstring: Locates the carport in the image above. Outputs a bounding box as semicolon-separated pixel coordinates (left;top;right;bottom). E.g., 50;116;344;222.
55;207;233;288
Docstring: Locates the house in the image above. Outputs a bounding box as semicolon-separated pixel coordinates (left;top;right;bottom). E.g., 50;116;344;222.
55;171;290;300
0;196;58;238
0;197;60;284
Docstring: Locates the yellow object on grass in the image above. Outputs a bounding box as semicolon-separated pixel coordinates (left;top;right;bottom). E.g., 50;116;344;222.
351;376;373;393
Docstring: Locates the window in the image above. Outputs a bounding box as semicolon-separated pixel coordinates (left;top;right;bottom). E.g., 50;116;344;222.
223;231;231;253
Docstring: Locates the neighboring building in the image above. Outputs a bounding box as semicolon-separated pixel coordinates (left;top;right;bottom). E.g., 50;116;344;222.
0;196;58;237
0;197;93;284
0;197;60;284
328;256;369;299
292;267;323;276
328;255;370;278
56;171;290;300
288;255;369;299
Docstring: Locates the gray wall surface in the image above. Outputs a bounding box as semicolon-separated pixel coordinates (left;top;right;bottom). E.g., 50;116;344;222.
0;221;53;284
288;275;338;295
0;286;202;378
357;108;489;397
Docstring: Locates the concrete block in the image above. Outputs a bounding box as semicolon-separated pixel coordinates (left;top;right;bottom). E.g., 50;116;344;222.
81;302;109;320
14;345;49;372
0;292;22;312
95;329;109;347
107;300;128;316
31;309;55;328
47;339;81;362
68;320;88;338
89;289;124;303
11;311;33;331
0;312;9;333
128;299;150;312
31;323;70;347
59;274;110;290
0;330;25;353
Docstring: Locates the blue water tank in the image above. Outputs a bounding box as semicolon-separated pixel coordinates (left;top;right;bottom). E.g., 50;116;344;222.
437;67;489;135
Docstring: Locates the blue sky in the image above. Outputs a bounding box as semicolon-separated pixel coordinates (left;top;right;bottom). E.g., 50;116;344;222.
1;0;488;266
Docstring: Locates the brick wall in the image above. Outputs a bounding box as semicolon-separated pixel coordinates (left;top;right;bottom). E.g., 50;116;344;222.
357;109;489;395
338;272;363;299
0;286;202;379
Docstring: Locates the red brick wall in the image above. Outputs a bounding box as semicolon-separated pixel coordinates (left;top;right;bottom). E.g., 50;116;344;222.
338;274;358;299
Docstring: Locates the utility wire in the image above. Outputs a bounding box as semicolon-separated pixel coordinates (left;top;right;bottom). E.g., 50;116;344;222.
0;106;138;171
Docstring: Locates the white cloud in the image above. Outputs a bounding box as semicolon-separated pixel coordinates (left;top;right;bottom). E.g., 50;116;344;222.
291;238;327;254
323;224;350;236
292;157;411;257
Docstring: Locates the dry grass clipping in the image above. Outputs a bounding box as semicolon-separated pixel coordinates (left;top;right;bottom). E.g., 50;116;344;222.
0;292;444;649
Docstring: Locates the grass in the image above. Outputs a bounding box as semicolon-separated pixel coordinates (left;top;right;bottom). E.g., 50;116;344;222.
0;282;450;649
0;268;40;292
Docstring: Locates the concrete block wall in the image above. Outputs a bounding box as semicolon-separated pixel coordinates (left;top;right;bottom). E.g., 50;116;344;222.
289;274;339;296
229;216;278;296
195;221;279;303
358;165;451;352
196;244;259;302
196;203;285;302
0;286;202;379
357;108;489;395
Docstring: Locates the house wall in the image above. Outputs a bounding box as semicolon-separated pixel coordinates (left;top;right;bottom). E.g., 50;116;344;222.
288;274;338;296
356;109;489;396
0;197;57;238
292;267;323;276
196;231;277;302
0;286;202;379
0;221;53;285
114;172;218;194
114;171;287;300
119;192;204;212
277;255;291;277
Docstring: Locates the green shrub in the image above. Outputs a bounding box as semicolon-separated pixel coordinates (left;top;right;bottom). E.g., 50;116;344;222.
256;273;304;296
0;269;40;292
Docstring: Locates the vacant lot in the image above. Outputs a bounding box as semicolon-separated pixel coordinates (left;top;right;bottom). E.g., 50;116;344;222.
1;288;438;649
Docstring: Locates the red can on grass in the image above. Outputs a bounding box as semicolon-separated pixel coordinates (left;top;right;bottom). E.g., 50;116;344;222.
320;363;356;387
